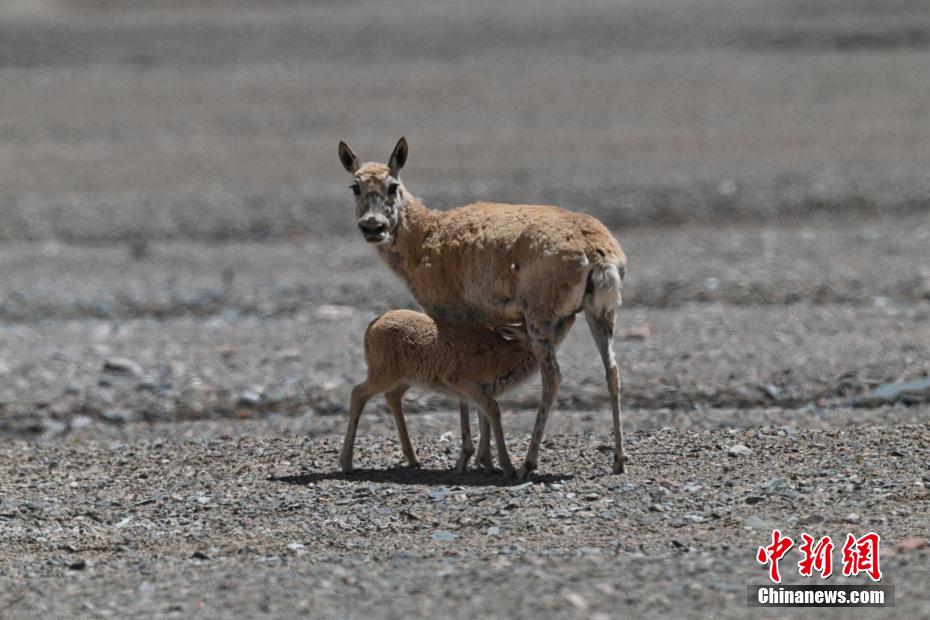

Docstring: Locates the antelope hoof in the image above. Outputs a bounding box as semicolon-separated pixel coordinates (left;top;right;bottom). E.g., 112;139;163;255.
613;453;628;475
501;464;517;480
454;448;474;473
516;461;536;481
339;456;353;474
477;452;495;474
453;456;469;473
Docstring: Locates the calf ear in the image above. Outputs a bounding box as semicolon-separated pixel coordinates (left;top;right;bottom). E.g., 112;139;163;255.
388;137;408;177
494;324;528;342
338;141;360;173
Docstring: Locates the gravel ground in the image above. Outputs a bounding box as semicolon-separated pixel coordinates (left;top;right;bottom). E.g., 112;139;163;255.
3;1;930;618
2;214;929;434
3;298;929;435
2;415;929;619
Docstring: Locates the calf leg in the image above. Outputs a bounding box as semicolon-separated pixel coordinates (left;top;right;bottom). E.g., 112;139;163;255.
458;403;494;473
585;309;627;473
385;384;419;467
518;318;561;480
475;414;494;473
453;382;515;479
339;380;388;473
454;400;475;473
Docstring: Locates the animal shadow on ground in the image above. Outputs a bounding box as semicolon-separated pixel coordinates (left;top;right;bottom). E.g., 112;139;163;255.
270;466;573;488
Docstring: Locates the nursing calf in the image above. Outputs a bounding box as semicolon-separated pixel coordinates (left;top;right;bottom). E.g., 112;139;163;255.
339;310;574;478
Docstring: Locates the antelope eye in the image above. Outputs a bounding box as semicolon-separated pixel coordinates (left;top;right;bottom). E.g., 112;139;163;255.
350;183;361;196
387;183;399;196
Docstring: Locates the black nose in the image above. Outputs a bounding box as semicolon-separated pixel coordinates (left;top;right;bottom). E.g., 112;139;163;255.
358;220;387;236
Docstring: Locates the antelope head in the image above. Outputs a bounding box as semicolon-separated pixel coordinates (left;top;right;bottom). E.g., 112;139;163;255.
338;137;409;244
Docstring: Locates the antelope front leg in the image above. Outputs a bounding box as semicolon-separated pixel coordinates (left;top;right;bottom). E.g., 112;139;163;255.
454;400;475;473
518;319;561;480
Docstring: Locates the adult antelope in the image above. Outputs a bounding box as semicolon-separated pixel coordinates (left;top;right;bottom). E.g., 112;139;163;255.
338;137;628;478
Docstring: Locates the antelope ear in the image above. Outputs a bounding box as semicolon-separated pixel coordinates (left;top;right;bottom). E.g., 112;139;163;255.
338;141;360;173
388;137;408;177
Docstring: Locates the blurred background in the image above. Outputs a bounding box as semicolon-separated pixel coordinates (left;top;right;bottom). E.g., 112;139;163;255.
2;2;930;617
1;0;929;429
2;0;929;242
